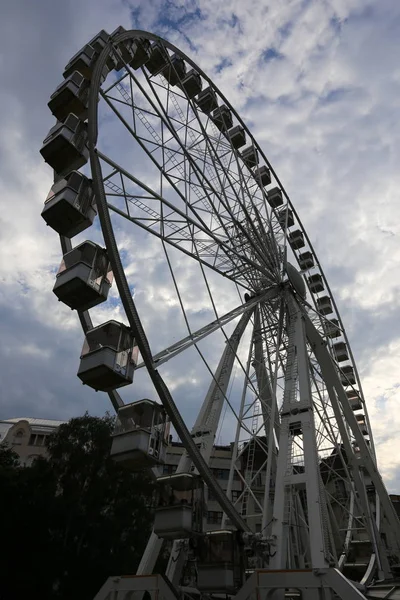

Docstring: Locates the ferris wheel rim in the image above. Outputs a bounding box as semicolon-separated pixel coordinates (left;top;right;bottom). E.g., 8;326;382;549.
91;29;371;444
70;27;385;580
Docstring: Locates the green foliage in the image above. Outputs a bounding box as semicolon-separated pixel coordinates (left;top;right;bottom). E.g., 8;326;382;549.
0;413;155;600
0;443;20;469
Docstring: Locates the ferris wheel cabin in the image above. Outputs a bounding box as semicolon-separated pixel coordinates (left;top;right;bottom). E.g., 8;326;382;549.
110;399;169;469
298;250;314;270
180;69;202;98
63;43;98;79
77;320;137;391
356;414;368;435
316;295;333;315
347;390;362;411
145;42;169;76
325;318;341;338
340;365;356;386
63;30;117;80
254;165;271;187
211;105;233;132
227;125;246;149
333;341;349;362
241;145;259;168
266;186;283;207
197;530;244;594
288;229;305;250
48;71;90;122
42;172;96;238
308;273;324;293
154;473;204;539
40;114;89;178
127;38;151;70
278;207;294;228
162;53;186;85
195;87;218;114
53;241;112;312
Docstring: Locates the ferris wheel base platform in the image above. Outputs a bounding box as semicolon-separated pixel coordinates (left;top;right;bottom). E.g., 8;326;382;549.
91;569;397;600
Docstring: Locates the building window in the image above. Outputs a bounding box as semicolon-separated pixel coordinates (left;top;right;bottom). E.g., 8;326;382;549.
211;468;240;481
13;430;24;445
231;490;241;502
208;489;217;502
252;473;262;487
207;511;223;525
29;433;48;446
28;434;48;447
213;469;230;480
162;464;177;475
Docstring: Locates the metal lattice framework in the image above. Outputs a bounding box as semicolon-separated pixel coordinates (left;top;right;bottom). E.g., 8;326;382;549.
41;27;400;600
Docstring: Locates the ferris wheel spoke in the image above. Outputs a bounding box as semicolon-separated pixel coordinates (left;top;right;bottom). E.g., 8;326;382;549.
98;98;276;286
187;123;280;279
126;69;281;282
113;76;241;232
158;234;268;446
222;306;283;526
157;181;282;439
98;151;272;286
145;295;276;370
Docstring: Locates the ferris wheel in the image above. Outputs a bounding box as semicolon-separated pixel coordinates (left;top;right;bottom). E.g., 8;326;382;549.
40;28;400;600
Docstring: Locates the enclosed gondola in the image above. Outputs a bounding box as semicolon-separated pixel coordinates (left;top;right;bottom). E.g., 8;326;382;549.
53;241;112;311
154;473;204;539
197;530;244;594
111;399;169;469
42;171;96;238
77;320;138;391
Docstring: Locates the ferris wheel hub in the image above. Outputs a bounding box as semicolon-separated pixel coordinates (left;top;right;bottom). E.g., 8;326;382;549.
285;261;306;299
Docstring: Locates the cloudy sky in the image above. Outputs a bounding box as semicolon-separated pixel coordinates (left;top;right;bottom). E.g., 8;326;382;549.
1;0;400;490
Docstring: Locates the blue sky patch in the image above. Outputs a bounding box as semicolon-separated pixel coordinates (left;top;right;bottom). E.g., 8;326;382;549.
261;47;284;63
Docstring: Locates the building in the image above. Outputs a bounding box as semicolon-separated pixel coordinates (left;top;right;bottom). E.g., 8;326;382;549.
0;416;266;531
163;440;248;530
10;418;400;536
391;495;400;518
0;417;251;529
0;417;65;466
4;416;400;573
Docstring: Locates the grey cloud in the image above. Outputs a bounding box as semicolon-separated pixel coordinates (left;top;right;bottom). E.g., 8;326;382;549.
1;0;400;488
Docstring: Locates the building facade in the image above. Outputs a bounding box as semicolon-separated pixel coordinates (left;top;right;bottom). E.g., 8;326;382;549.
4;417;399;537
0;417;65;466
0;417;253;530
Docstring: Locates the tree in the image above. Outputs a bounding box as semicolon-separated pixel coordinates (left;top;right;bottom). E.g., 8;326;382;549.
0;443;58;599
0;443;20;469
0;414;155;600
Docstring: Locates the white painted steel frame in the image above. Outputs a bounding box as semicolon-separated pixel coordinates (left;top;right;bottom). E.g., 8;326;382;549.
43;26;400;600
88;29;397;587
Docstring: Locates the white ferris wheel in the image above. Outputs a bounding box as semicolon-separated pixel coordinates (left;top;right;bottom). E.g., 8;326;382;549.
40;27;400;600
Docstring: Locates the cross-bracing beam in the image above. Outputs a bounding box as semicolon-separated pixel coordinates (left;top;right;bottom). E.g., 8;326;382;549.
137;307;255;581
